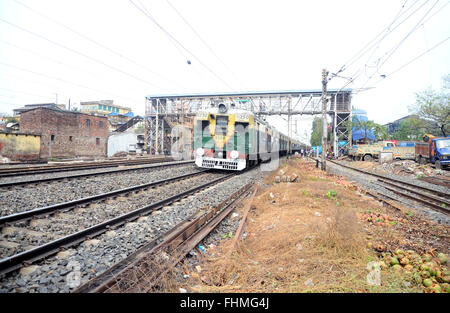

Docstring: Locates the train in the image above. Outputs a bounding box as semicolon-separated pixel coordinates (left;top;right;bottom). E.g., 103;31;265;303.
193;103;308;171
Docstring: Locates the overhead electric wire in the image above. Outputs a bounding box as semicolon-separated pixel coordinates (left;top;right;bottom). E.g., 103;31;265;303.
129;0;235;91
0;17;169;92
359;0;441;89
0;86;56;100
10;0;184;90
334;0;425;78
377;0;440;70
165;0;243;87
0;62;145;106
368;36;450;88
358;0;447;84
0;93;53;103
363;0;412;68
0;70;143;110
0;39;125;85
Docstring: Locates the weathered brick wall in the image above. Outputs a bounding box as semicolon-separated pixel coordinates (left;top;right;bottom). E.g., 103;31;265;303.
0;132;41;161
20;108;108;159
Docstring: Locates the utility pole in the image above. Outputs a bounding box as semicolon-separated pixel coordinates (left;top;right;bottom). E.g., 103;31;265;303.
288;97;291;157
321;69;328;171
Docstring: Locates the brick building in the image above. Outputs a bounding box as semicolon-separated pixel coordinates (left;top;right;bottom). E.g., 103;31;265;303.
80;100;133;131
20;107;108;159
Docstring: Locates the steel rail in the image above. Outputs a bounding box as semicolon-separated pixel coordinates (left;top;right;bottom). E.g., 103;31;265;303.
324;159;450;215
0;168;206;225
0;160;194;188
419;176;450;188
377;178;450;207
0;171;235;276
75;182;254;293
376;182;450;215
0;157;175;177
326;159;450;198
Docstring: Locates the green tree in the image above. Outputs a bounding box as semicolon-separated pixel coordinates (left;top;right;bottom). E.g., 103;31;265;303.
134;124;144;134
344;118;387;143
310;116;331;146
391;116;429;141
0;113;18;123
310;117;322;146
409;74;449;136
373;123;388;140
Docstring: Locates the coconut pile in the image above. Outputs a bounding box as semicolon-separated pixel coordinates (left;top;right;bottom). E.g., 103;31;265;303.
358;208;449;293
379;249;448;293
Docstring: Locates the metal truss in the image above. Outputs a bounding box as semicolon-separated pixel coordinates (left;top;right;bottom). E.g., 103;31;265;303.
145;89;352;155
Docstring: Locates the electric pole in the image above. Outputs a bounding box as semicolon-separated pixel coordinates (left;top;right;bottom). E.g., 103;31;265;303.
321;69;328;171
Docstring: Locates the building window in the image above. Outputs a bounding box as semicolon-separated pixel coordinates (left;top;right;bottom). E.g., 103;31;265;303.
96;138;100;145
86;119;90;127
103;105;107;110
99;121;103;128
51;134;55;141
98;104;102;110
69;136;73;141
108;106;111;111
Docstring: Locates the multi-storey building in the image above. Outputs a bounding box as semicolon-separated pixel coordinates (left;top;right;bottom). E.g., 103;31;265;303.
80;100;134;131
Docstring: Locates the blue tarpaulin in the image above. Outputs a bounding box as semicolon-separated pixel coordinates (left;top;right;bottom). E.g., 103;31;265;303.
398;142;415;147
352;128;376;141
352;109;376;141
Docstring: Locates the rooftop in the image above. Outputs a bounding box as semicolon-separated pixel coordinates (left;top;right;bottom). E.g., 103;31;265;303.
20;106;107;119
80;100;132;111
146;88;352;99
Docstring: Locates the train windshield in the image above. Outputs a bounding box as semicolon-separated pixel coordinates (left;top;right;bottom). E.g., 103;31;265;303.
215;116;228;135
436;139;450;149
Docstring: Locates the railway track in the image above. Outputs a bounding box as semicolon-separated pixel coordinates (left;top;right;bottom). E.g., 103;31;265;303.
0;170;235;276
324;159;450;216
418;176;450;188
0;157;175;178
74;182;255;293
0;160;194;188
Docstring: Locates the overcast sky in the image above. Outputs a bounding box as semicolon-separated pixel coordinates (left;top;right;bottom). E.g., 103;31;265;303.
0;0;448;143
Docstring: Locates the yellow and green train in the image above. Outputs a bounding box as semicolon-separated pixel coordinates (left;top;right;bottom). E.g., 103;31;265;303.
193;104;305;170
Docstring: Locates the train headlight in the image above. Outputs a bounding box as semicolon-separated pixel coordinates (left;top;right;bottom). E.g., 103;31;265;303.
218;103;227;113
196;148;204;156
230;150;239;159
218;151;223;158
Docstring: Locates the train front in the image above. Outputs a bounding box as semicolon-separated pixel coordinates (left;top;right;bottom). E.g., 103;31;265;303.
193;105;251;171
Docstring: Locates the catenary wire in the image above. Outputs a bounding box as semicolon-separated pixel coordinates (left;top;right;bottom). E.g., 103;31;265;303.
10;0;184;90
129;0;235;91
0;17;170;92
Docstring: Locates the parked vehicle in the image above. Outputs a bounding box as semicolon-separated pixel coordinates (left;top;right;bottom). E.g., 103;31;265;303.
381;143;415;160
348;140;396;161
415;134;450;169
349;140;416;161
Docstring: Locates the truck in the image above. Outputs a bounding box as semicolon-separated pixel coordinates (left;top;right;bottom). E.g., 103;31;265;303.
415;134;450;169
348;141;396;161
349;140;416;161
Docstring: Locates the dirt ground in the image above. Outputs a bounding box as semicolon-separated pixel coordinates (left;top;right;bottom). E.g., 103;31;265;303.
345;158;450;182
180;157;449;293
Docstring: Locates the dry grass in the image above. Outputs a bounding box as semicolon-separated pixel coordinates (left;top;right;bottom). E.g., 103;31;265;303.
184;159;386;292
180;158;429;293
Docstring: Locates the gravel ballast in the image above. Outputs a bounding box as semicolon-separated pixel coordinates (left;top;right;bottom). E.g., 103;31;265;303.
0;167;263;293
0;164;199;216
326;160;450;225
